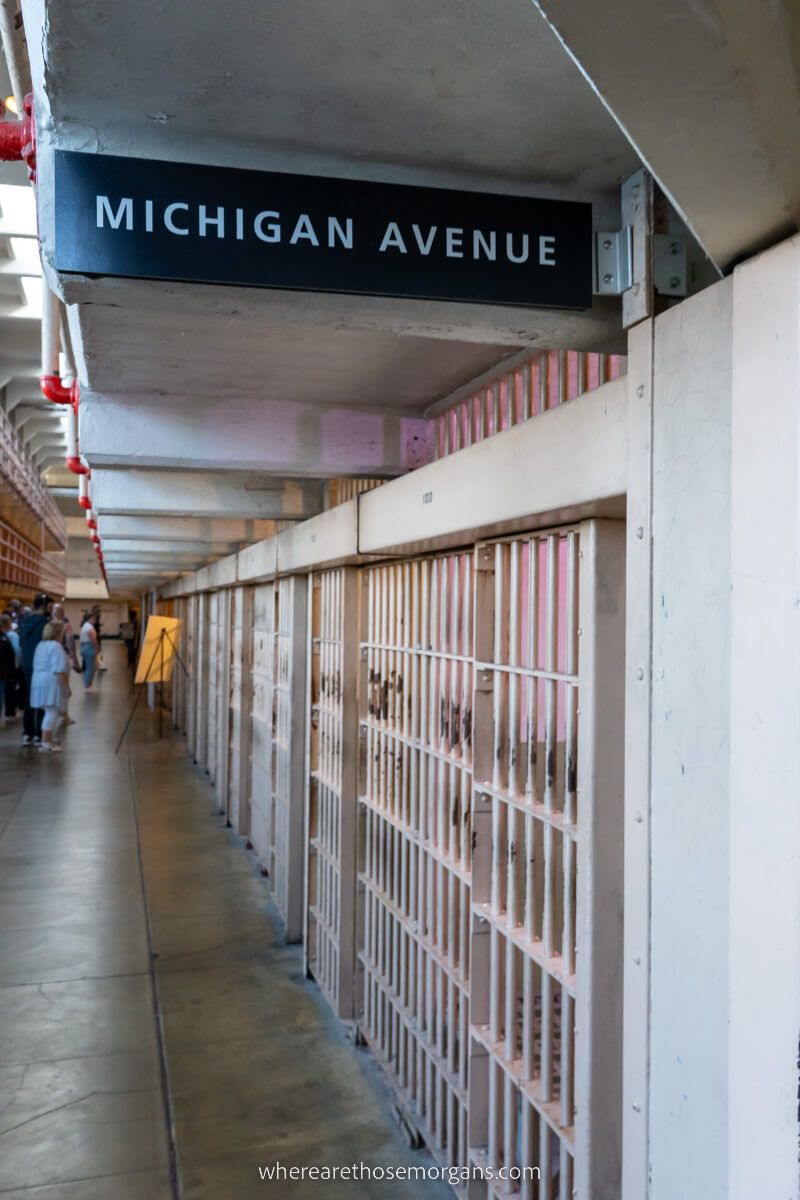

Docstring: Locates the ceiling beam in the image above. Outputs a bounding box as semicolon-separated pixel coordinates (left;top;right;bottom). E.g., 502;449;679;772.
96;514;278;543
101;538;246;556
91;468;323;520
80;392;433;476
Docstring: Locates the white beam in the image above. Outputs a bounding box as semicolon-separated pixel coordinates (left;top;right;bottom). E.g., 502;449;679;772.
0;365;38;390
25;431;66;451
359;378;626;554
64;578;109;600
62;275;625;361
12;406;64;430
101;538;245;557
97;515;278;543
90;468;323;519
104;557;215;570
80;392;433;476
104;564;183;575
2;373;41;412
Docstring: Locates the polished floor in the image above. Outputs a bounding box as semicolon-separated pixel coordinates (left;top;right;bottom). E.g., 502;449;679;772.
0;643;446;1198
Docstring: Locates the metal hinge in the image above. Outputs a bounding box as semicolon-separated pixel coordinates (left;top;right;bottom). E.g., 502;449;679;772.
652;233;688;298
594;170;689;317
595;227;687;299
595;227;633;295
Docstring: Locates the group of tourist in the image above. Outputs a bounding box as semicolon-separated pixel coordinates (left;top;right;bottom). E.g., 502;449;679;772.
0;595;104;753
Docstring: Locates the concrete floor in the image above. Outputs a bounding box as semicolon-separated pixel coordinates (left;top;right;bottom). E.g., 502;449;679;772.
0;643;447;1199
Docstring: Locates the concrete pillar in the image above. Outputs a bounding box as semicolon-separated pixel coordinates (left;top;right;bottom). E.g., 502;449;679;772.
627;235;800;1199
645;279;733;1199
728;236;800;1200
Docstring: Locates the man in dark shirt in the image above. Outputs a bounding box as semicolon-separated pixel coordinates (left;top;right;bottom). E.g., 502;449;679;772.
19;593;51;745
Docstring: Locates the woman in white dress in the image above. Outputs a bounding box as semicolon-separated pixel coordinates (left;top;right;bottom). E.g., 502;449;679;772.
30;622;71;754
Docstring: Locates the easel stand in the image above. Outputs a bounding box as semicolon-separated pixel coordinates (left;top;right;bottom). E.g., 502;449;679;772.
115;627;189;754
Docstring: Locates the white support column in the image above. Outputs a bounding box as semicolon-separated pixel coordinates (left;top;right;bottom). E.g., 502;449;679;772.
622;319;653;1198
728;236;800;1200
575;518;626;1200
644;278;733;1199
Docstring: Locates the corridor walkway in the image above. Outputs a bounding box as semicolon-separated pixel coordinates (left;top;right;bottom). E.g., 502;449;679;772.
0;643;446;1199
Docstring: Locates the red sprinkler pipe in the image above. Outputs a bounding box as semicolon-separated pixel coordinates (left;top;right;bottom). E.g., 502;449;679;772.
78;476;92;511
39;375;77;406
0;94;36;180
63;386;90;475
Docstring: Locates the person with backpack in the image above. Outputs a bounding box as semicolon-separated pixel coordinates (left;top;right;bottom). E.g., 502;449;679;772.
0;613;21;720
51;604;78;727
0;616;16;729
19;593;52;745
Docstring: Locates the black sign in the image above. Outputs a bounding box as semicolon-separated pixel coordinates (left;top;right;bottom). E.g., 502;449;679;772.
54;150;592;310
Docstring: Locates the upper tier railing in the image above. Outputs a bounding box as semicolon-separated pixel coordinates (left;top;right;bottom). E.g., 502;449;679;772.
0;403;66;549
0;518;66;598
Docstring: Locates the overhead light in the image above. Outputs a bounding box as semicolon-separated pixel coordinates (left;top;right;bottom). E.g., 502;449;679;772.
9;236;40;273
4;95;17;116
0;184;36;235
12;274;42;318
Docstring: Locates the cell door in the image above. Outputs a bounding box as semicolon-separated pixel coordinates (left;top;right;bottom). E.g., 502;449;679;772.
206;591;219;782
186;594;198;759
249;583;275;866
214;589;232;813
468;520;625;1200
228;586;253;836
306;566;360;1015
359;550;475;1169
271;575;308;942
195;592;209;767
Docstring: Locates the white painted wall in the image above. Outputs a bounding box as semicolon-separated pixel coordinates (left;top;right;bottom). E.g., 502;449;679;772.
63;599;129;637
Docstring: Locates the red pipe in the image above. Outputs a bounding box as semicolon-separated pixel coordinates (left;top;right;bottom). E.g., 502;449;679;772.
9;95;103;548
40;374;78;406
0;95;36;180
45;380;88;474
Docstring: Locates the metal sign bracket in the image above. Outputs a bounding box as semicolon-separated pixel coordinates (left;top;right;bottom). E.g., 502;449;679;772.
594;169;689;325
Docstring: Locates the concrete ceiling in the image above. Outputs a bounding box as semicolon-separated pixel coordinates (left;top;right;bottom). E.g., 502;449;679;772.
532;0;800;270
20;0;649;592
12;0;800;593
36;0;638;193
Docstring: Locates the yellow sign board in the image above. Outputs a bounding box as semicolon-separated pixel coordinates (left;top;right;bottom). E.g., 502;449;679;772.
135;615;183;684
